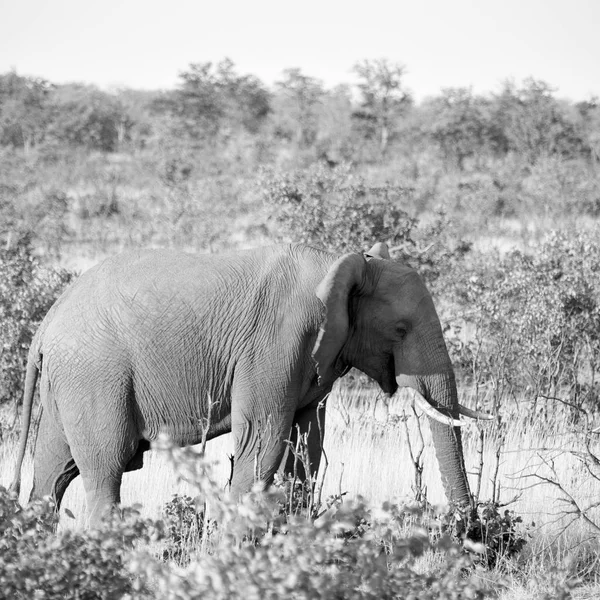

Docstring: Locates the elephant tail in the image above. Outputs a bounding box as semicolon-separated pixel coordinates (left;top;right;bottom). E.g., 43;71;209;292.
9;352;40;497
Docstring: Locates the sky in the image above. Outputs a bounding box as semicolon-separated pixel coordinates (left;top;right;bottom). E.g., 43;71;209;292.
1;0;599;102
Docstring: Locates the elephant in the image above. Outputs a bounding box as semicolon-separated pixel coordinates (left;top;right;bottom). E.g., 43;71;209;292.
11;242;487;525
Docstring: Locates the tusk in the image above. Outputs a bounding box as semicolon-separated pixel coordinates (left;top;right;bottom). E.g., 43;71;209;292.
412;394;463;427
458;405;494;420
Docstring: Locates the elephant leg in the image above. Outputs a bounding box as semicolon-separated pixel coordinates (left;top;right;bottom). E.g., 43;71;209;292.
80;470;123;527
71;446;129;527
30;407;80;512
55;372;140;526
284;401;327;481
67;419;138;527
230;398;295;498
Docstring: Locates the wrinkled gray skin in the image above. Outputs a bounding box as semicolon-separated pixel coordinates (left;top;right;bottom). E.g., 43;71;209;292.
11;243;471;525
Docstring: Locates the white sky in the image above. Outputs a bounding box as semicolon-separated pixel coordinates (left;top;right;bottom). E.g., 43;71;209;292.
1;0;599;101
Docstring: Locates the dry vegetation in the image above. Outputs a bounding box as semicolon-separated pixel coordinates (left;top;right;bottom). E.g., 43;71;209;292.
2;61;600;598
3;384;600;598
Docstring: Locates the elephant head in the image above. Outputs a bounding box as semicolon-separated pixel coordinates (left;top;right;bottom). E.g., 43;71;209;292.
313;243;480;507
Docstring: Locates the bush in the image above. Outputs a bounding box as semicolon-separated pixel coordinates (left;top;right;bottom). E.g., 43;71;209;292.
1;440;537;598
0;236;73;407
259;162;472;292
132;442;491;600
447;229;600;420
0;487;164;599
464;502;530;570
162;494;205;565
259;162;418;254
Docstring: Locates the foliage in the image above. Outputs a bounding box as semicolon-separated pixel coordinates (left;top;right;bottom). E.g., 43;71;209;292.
162;494;205;565
0;71;53;150
260;162;418;254
0;176;72;255
1;64;597;171
153;58;271;144
576;98;600;162
0;237;73;407
447;230;600;420
464;502;530;570
0;438;501;600
424;88;502;169
45;84;132;152
273;68;324;147
0;73;133;153
0;487;164;599
352;59;412;154
493;79;587;163
260;162;473;294
133;443;491;600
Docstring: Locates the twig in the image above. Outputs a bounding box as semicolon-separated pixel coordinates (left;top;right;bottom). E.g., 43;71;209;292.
474;426;485;503
315;397;328;512
491;441;502;504
524;454;600;535
403;406;426;504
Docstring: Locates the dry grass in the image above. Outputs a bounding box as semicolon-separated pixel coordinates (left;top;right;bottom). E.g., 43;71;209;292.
3;382;600;533
3;380;600;597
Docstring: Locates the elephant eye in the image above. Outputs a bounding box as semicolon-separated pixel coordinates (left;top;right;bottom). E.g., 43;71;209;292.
396;324;408;339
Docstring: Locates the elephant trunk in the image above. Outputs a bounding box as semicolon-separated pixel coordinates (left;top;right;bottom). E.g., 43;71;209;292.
397;371;472;507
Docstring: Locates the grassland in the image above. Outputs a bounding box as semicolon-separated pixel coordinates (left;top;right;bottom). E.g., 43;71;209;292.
3;70;600;596
3;380;600;598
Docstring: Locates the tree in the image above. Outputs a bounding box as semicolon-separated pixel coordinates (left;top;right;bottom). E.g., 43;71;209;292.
575;98;600;162
213;58;271;135
46;84;132;152
113;88;158;151
314;85;355;161
273;68;324;146
0;71;53;151
425;88;497;169
154;58;270;144
493;79;586;163
352;59;412;154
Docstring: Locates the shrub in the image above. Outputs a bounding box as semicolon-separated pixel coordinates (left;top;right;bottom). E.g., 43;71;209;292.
1;440;535;598
0;487;164;599
162;494;205;565
259;162;418;254
134;442;491;600
464;502;530;570
447;229;600;420
0;236;74;407
258;162;472;292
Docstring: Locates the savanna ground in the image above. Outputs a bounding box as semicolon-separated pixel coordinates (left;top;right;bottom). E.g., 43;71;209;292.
2;62;600;598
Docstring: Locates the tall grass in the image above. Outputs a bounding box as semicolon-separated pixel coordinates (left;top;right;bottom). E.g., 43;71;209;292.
4;382;600;597
4;380;599;543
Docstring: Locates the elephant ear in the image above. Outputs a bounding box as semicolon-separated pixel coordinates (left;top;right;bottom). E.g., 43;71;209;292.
313;253;366;383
